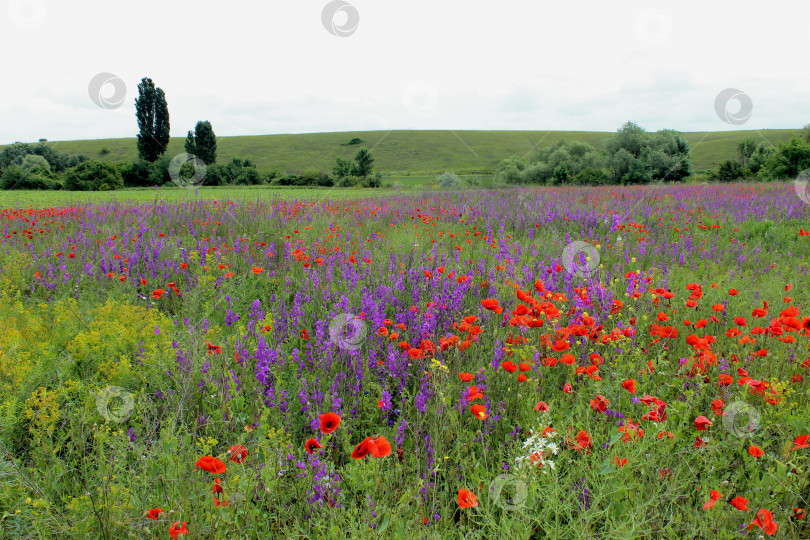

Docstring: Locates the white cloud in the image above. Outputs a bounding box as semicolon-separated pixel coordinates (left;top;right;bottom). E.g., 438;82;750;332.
1;0;807;144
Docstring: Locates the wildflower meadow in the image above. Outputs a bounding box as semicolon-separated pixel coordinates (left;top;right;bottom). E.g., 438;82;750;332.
0;183;809;539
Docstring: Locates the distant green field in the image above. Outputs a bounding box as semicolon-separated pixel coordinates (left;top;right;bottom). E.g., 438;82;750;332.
6;129;799;176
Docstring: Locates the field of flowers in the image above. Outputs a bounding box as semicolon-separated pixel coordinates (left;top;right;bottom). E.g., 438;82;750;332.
0;183;809;539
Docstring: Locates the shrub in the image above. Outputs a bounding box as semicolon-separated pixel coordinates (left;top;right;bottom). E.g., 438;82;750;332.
710;160;746;182
436;171;461;189
0;165;61;190
572;167;611;185
21;154;51;172
63;161;124;191
121;160;154;187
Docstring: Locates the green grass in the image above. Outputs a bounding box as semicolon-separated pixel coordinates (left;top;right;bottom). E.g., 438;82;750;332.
10;129;800;176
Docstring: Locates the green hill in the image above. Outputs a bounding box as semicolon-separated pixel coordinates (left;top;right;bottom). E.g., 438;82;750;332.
11;129;800;175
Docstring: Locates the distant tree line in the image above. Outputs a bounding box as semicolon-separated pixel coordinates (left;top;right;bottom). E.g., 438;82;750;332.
0;76;381;191
494;122;693;186
708;131;810;182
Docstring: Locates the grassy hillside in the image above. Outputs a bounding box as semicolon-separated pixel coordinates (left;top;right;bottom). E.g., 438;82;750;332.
11;129;800;175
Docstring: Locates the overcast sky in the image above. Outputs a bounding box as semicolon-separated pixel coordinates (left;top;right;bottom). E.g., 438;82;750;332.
1;0;807;144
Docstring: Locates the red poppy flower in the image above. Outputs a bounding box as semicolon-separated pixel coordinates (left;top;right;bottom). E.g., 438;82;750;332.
459;372;474;382
702;489;722;509
517;374;527;382
301;329;309;340
730;496;750;511
481;299;503;314
562;383;573;393
748;444;764;458
694;416;712;431
613;457;628;467
212;478;223;494
169;521;189;539
534;401;549;412
407;348;422;359
748;508;778;535
501;360;518;373
152;288;166;300
590;395;610;413
570;429;592;453
465;385;483;401
195;456;226;474
350;436;392;459
144;508;164;520
319;413;341;434
792;435;809;450
228;445;248;463
458;489;478;508
470;404;488;420
251;267;264;274
793;507;806;520
621;379;636;394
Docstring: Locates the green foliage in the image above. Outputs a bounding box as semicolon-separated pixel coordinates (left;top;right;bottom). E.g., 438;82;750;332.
135;77;170;162
737;138;757;167
206;158;265;186
572;167;610;185
21;155;51;172
603;122;692;184
63;161;124;191
757;136;810;179
710;160;746;182
350;148;374;178
0;142;86;173
436;171;461;189
121;160;154;187
333;157;353;179
185;120;217;165
0;165;61;190
4;129;798;178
